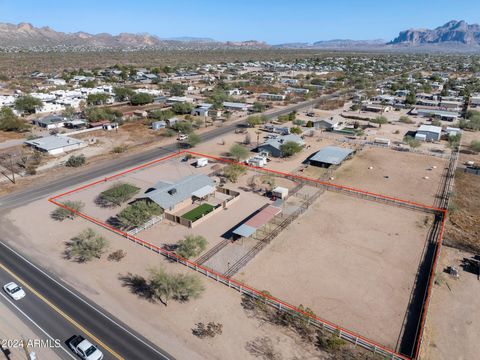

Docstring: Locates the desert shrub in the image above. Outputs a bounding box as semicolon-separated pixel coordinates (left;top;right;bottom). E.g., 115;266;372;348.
246;337;282;360
108;249;127;262
316;330;346;352
66;154;86;167
470;140;480;152
223;163;246;182
404;135;421;148
399;115;414;124
51;201;84;221
192;322;223;339
112;145;128;153
65;228;109;262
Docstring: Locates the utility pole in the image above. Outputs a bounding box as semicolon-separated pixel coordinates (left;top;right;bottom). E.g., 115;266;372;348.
9;153;15;184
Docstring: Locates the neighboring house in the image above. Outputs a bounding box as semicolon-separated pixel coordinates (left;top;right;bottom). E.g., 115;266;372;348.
362;103;392;113
24;135;86;155
470;95;480;107
144;174;215;212
311;117;341;131
222;102;252;112
415;109;459;122
415;125;442;142
191;103;212;117
166;117;179;127
167;96;194;104
308;146;354;168
255;134;305;158
258;93;286;101
32;115;66;129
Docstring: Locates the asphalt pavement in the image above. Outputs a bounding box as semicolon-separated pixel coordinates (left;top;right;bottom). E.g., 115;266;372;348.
0;240;174;360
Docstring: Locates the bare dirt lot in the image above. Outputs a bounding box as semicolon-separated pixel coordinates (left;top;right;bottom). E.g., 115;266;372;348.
236;191;434;350
420;246;480;360
445;170;480;253
332;147;448;206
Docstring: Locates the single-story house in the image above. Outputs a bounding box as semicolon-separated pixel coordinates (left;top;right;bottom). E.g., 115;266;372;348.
311;117;341;131
258;93;286;101
144;174;215;212
362;104;392;113
32;115;66;129
24;135;86;155
415;125;442;142
255;134;304;158
64;119;87;129
222;102;252;112
416;108;459;122
308;146;354;168
167;96;194;104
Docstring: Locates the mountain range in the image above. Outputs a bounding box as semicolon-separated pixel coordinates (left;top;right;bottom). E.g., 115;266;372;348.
0;22;268;50
0;20;479;52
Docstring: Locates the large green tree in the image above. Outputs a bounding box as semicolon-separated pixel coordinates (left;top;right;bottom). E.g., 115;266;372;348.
14;96;43;114
130;92;154;106
0;107;29;132
280;141;303;157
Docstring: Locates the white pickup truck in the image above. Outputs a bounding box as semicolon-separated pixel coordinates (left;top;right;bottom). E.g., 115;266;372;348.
67;335;103;360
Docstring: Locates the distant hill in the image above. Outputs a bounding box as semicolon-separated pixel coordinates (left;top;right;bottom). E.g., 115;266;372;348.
389;20;480;47
0;22;268;50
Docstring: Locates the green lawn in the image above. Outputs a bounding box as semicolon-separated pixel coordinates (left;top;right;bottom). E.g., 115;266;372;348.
182;203;216;222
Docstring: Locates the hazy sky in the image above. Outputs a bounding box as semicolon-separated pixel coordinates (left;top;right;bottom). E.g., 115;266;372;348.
0;0;479;43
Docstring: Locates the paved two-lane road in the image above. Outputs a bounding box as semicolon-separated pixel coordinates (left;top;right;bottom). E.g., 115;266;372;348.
0;240;174;360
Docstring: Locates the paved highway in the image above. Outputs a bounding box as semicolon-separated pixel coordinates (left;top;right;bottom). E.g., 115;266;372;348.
0;240;174;360
0;93;342;210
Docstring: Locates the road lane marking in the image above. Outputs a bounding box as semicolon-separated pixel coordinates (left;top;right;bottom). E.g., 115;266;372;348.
0;262;124;360
0;240;172;360
0;292;76;360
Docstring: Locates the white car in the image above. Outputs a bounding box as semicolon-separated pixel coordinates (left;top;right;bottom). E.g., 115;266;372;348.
3;282;26;300
177;134;188;141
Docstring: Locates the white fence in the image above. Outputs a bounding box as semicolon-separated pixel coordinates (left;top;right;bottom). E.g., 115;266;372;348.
127;215;164;236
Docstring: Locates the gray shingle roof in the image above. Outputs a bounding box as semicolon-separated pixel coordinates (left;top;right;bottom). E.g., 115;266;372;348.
145;174;214;210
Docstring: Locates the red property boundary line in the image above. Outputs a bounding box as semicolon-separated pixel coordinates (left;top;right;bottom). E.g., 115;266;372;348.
48;150;447;360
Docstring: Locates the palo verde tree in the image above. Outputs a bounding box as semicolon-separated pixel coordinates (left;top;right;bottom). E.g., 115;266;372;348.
117;200;162;229
148;266;205;306
96;183;140;207
50;200;85;221
65;228;109;263
176;235;207;259
229;143;250;161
